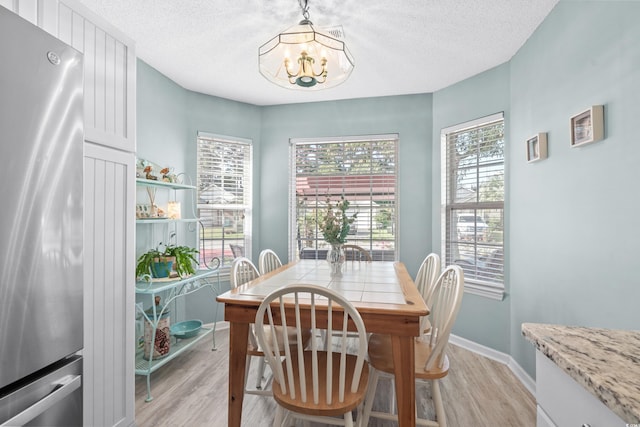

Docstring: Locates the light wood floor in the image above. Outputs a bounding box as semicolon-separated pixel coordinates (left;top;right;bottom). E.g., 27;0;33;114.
135;326;535;426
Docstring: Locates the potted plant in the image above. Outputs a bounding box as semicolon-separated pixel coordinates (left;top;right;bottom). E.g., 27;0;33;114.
136;243;199;279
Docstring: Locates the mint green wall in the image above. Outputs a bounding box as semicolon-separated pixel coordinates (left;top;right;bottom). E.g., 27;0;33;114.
136;0;640;378
137;61;188;171
136;61;192;254
136;60;262;255
508;1;640;376
260;95;433;276
429;0;640;376
432;63;512;354
136;60;261;320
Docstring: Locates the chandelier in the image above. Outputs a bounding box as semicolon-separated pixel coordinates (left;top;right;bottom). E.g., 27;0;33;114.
259;0;354;90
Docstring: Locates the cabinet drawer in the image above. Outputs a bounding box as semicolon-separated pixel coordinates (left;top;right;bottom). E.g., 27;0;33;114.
536;350;625;427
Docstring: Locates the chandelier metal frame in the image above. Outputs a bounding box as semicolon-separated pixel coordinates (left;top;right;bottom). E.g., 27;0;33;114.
258;0;354;90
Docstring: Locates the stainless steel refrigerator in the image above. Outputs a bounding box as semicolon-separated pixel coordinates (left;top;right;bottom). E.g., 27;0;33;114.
0;6;84;426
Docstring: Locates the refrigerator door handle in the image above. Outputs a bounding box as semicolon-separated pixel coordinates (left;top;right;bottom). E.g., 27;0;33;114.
1;375;81;427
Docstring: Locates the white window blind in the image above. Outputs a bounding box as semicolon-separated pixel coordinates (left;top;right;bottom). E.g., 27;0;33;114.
197;133;252;268
442;113;505;299
289;135;399;262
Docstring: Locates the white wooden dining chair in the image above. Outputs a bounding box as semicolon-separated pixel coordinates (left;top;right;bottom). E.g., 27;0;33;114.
258;249;283;275
415;253;441;334
230;256;259;289
231;257;312;396
254;284;369;427
230;257;270;395
360;265;464;427
321;244;372;351
342;244;373;263
375;252;442;416
229;243;245;258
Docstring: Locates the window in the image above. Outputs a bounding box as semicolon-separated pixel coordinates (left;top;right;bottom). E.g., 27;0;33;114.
441;113;505;300
197;132;252;268
289;135;398;262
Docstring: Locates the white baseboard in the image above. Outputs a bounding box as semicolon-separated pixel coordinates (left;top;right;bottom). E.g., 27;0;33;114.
449;334;536;396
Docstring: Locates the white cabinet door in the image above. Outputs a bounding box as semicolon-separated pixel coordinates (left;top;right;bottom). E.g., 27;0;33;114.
536;350;625;427
84;143;135;427
0;0;37;23
4;0;136;153
58;0;136;152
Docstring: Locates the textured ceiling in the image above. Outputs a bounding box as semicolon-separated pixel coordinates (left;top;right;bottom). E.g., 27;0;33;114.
76;0;559;106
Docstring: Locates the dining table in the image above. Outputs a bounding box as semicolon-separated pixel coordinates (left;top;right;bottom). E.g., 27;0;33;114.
216;259;428;427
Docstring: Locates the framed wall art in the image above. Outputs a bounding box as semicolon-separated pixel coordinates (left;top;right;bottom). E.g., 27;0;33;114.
526;132;547;163
570;105;604;147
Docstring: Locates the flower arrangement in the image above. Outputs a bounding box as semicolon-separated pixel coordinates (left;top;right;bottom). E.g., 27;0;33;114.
320;197;357;245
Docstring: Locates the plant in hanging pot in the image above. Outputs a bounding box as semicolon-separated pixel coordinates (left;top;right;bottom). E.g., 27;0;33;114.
136;243;199;280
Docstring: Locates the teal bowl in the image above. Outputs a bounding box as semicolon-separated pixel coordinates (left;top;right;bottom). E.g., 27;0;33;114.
170;320;202;338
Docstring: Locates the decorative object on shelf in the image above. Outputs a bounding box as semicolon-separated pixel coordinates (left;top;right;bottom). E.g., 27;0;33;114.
136;204;151;219
526;132;548;163
145;187;166;218
570;105;604;147
136;244;199;279
136;157;179;182
159;167;178;183
153;257;173;278
136;158;145;178
320;196;356;275
258;0;354;90
143;296;171;360
170;319;203;339
143;165;158;180
167;201;181;219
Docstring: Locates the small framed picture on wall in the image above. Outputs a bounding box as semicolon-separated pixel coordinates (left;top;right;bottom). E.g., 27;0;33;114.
570;105;604;147
526;133;547;163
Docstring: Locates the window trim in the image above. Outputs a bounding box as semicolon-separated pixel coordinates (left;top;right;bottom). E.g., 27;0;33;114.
288;134;400;262
440;113;505;301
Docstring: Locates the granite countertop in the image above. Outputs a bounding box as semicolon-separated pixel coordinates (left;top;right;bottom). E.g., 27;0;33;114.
522;323;640;423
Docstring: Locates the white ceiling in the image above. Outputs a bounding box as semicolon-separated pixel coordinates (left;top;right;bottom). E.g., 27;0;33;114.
76;0;559;106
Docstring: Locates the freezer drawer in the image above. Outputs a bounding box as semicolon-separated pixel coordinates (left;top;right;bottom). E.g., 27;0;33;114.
0;356;82;427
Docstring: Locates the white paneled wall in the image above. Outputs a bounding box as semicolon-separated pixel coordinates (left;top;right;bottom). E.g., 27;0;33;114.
47;0;136;152
84;144;135;427
2;1;137;426
2;0;136;152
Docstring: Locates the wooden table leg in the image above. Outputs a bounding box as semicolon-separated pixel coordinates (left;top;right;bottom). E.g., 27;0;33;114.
228;321;249;427
391;335;416;427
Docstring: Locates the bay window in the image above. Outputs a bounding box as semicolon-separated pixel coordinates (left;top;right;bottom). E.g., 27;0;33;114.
442;113;505;299
197;132;252;268
289;135;399;262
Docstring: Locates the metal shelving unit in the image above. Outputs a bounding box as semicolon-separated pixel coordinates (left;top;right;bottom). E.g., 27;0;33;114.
135;177;221;402
135;177;196;191
134;270;220;402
